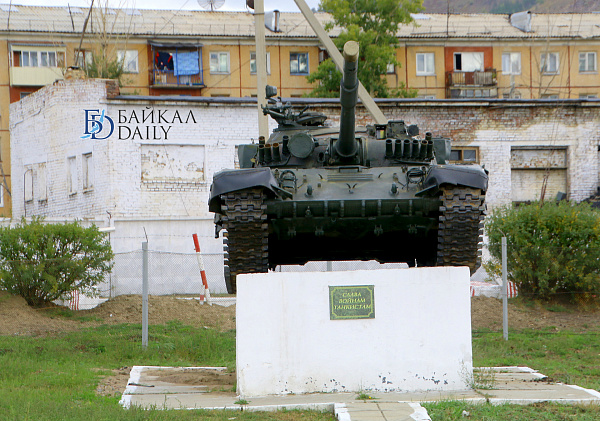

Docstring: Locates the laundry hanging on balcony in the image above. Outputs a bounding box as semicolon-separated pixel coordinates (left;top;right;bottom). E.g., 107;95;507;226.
174;51;199;76
155;52;173;70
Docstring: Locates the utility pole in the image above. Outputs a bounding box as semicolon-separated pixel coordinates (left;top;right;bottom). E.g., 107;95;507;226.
253;0;269;139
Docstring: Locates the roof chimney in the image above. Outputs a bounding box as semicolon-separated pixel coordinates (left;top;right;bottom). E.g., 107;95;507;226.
265;10;280;32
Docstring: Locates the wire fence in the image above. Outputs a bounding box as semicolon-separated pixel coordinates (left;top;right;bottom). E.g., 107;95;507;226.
101;250;228;297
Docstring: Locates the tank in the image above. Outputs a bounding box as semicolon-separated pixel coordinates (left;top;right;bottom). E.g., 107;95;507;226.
209;41;488;293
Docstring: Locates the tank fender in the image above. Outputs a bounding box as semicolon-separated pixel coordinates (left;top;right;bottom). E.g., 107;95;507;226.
419;165;488;196
209;168;279;213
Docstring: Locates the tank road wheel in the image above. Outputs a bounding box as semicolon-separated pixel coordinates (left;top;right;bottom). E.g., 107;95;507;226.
437;186;486;274
220;188;268;294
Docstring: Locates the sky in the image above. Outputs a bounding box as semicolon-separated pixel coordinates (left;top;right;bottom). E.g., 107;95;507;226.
5;0;321;13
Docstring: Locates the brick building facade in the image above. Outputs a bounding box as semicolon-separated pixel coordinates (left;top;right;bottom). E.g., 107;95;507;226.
10;79;600;256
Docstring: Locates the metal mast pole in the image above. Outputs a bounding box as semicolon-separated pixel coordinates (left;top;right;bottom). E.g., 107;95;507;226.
254;0;269;138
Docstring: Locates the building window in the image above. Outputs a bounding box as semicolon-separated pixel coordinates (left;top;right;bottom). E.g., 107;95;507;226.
0;182;3;208
541;94;559;99
290;52;309;75
511;147;567;203
386;63;395;74
541;52;559;74
37;162;47;201
250;51;271;74
20;92;31;99
416;53;435;75
502;52;521;75
449;147;479;163
580;93;598;99
579;52;597;73
75;50;93;70
82;153;93;191
24;167;34;202
210;51;230;74
67;156;77;195
18;50;64;67
453;52;483;72
117;50;138;73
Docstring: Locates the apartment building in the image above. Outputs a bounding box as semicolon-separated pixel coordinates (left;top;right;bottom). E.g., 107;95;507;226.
1;4;600;216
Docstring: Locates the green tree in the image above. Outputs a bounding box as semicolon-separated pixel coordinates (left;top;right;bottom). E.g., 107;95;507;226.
75;0;134;83
485;201;600;302
306;0;423;98
0;218;114;307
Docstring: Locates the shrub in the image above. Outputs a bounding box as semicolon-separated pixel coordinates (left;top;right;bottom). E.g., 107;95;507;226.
486;201;600;302
0;218;114;307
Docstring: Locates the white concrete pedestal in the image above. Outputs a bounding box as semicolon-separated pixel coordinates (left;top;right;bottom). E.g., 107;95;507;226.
236;267;472;397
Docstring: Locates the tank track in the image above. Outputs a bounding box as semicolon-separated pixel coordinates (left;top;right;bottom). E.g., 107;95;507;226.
437;186;486;274
221;188;268;294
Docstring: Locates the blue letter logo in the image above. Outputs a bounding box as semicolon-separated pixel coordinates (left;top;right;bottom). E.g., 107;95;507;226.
81;109;114;140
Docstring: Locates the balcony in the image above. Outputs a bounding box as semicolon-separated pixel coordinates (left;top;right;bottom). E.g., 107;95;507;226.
150;42;204;89
446;69;498;99
10;66;64;86
152;70;204;88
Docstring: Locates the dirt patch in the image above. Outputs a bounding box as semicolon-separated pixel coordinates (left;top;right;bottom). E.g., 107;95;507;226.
0;292;235;336
86;295;236;331
471;296;600;332
0;292;84;336
2;291;600;336
96;367;236;398
146;368;236;394
96;367;132;397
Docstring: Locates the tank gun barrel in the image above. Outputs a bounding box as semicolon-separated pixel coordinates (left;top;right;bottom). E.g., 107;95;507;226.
335;41;360;158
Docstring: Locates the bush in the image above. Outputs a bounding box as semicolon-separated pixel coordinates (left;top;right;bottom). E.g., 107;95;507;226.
486;201;600;302
0;218;114;307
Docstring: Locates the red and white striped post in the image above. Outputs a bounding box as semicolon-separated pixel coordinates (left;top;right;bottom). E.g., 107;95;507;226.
192;233;211;305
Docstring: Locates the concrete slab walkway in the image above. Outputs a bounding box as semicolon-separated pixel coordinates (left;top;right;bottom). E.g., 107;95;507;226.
119;366;600;420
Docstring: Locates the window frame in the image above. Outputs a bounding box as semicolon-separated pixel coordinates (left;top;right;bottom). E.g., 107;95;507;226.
250;51;271;75
502;52;521;75
24;167;34;202
416;52;435;76
82;153;94;192
37;162;47;202
117;49;139;73
290;52;309;75
67;156;77;195
541;52;560;74
75;49;93;70
11;46;65;68
209;51;230;74
449;147;479;164
453;52;484;72
579;51;597;73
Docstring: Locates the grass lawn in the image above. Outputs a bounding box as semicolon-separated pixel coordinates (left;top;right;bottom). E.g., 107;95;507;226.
424;328;600;420
0;322;334;420
0;319;599;420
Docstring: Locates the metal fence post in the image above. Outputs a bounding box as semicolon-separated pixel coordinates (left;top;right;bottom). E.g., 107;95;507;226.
142;241;149;349
502;236;508;341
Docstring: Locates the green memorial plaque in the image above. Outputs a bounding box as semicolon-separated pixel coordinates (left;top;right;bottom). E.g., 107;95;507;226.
329;285;375;320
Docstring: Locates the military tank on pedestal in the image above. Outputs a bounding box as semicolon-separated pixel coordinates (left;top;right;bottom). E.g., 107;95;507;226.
209;41;488;293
